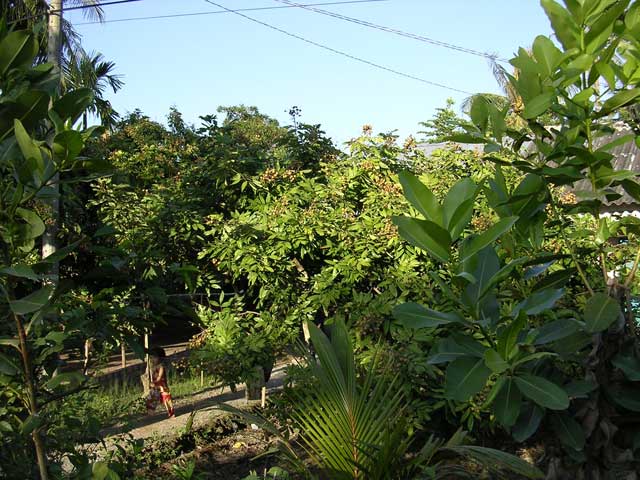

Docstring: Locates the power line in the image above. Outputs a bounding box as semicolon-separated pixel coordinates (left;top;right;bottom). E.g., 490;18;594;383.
9;0;144;24
273;0;510;63
74;0;388;26
201;0;472;94
58;0;144;13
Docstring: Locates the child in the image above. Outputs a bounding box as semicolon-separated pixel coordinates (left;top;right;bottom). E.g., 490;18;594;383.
145;347;175;418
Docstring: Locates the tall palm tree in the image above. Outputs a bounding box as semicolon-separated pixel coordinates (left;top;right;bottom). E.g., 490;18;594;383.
63;49;124;129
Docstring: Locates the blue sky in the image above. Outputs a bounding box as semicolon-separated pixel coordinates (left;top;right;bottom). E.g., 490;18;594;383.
68;0;552;145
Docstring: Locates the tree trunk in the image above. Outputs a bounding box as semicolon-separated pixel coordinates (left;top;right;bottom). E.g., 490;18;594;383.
15;311;48;480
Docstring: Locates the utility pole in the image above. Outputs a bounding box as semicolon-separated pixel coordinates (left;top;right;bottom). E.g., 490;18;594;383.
26;3;64;479
43;0;62;279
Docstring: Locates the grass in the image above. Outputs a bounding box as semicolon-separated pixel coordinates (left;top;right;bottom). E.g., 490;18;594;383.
58;367;217;429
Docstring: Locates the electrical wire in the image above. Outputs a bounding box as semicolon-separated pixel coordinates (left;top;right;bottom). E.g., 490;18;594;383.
273;0;509;63
9;0;144;24
202;0;472;94
58;0;144;13
74;0;389;26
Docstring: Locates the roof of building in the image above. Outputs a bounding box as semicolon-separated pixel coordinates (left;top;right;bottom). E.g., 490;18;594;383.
416;130;640;212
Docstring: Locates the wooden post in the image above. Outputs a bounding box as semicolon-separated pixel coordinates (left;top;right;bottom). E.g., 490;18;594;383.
261;386;266;408
120;338;126;369
200;369;204;387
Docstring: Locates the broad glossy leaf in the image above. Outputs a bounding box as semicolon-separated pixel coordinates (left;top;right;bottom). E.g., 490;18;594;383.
0;337;20;350
393;302;465;329
443;178;477;240
44;371;84;390
392;216;451;262
460;216;518;262
398;171;442;224
514;374;569;410
9;286;53;315
541;0;578;49
53;130;83;164
0;352;19;375
0;264;39;281
493;377;521;427
532;35;562;75
512;288;564;317
564;380;597;399
584;292;621;333
484;349;509;374
523;92;556;119
445;357;491;402
0;30;37;75
598;88;640;117
612;354;640;381
461;246;500;309
53;88;93;123
532;268;576;291
470;96;489;132
428;335;486;364
609;386;640;412
13;119;42;165
512;403;544;442
551;413;585;451
533;318;582;345
16;208;45;239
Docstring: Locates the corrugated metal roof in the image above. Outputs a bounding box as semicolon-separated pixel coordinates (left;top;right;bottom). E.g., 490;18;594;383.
416;131;640;212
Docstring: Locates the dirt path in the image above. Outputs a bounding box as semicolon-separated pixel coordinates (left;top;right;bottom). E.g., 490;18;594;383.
100;361;289;441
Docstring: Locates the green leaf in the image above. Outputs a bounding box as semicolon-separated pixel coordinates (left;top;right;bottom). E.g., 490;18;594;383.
514;374;569;410
44;371;84;390
612;354;640;381
512;403;544;442
20;414;44;435
446;446;543;479
523;92;556;119
532;268;576;291
484;349;509;374
564;380;597;399
551;413;585;451
461;246;500;309
470;96;489;132
497;312;526;361
53;88;93;123
460;216;518;262
39;239;82;264
584;292;621;333
13;119;42;165
541;0;579;50
9;286;53;315
512;288;564;317
392;216;451;262
598;88;640;117
428;335;486;364
53;130;83;164
443;178;477;240
532;35;562;75
0;264;39;281
0;337;20;350
445;357;491;402
393;302;465;329
533;318;582;345
16;208;45;239
398;171;442;224
0;352;19;375
493;377;521;427
0;30;37;75
609;386;640;412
